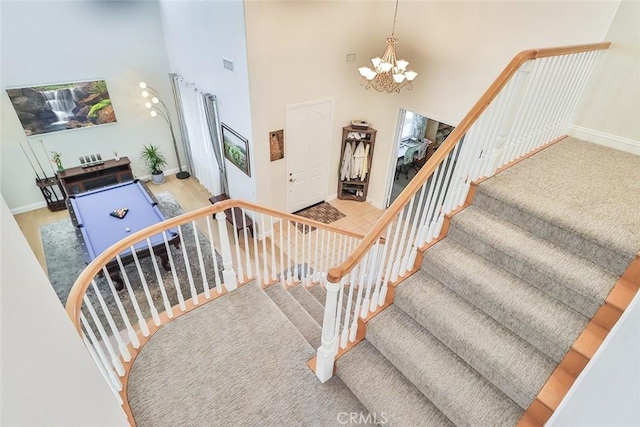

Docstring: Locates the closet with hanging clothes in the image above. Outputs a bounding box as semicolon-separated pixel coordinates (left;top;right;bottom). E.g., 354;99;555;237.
337;125;376;201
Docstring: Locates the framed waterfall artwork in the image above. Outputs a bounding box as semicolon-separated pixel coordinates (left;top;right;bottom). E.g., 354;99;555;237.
222;123;251;176
5;79;117;136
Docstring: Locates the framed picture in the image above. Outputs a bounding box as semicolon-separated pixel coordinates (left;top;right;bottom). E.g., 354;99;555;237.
269;129;284;162
6;79;117;137
222;123;250;176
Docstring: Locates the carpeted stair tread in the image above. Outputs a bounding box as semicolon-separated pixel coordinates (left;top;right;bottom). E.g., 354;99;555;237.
308;283;353;313
395;272;556;409
473;188;630;277
472;138;640;277
308;284;327;306
336;340;454;427
423;239;588;362
265;284;322;349
449;205;618;317
288;284;326;325
366;305;523;427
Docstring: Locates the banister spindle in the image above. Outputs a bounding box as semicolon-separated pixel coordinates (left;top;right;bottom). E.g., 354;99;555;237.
216;211;238;291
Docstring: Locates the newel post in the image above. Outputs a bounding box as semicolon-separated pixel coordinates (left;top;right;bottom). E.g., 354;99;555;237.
216;211;238;291
315;278;340;383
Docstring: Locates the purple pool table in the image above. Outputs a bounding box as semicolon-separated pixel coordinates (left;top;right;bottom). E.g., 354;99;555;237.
68;180;180;290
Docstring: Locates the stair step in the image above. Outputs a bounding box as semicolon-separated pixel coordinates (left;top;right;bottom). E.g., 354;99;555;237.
307;283;353;313
367;306;523;427
473;185;630;276
395;271;556;408
308;284;326;306
423;239;588;362
448;206;618;318
288;284;325;325
264;284;321;349
336;340;454;427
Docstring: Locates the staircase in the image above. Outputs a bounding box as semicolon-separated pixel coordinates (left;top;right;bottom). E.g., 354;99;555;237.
266;137;637;426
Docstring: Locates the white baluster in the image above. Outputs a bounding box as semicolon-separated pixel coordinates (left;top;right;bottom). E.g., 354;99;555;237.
80;314;122;391
306;222;313;286
260;214;269;286
115;255;149;337
400;185;428;276
270;216;278;281
252;212;263;287
340;268;355;349
176;224;199;305
101;266;140;348
374;224;393;308
293;222;300;282
241;208;253;280
162;230;186;312
286;220;293;286
279;217;285;285
144;237;173;318
191;221;210;300
130;246;161;326
360;243;379;317
88;280;131;361
216;211;238;290
82;295;125;376
231;208;245;283
81;333;123;401
205;216;223;294
349;253;369;342
391;199;413;282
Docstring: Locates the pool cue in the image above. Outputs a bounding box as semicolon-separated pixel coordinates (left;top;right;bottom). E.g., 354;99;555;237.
26;139;49;178
18;140;42;180
39;139;57;175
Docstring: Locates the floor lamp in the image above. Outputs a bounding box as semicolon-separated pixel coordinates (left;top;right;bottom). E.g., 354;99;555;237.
139;82;190;179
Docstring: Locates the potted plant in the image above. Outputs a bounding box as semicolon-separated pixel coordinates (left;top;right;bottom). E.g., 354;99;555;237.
51;151;64;171
141;144;167;184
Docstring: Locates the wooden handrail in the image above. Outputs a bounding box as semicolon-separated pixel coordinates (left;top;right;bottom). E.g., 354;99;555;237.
64;198;366;330
327;42;610;283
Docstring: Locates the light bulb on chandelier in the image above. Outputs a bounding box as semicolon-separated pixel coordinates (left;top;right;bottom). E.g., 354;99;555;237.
357;0;417;93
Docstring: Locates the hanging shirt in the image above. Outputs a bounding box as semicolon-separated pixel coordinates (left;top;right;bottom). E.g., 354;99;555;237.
340;141;353;181
361;143;370;181
352;141;366;180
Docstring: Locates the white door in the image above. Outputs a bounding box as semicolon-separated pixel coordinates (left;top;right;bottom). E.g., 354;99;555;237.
286;99;333;213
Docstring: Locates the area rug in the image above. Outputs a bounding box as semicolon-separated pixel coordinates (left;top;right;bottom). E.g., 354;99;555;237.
293;202;346;234
41;191;223;328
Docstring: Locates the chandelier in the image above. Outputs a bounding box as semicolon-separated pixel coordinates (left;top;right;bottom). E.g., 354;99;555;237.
357;0;417;93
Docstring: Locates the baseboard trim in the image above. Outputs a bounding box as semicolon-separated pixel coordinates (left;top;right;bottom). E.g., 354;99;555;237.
568;125;640;156
11;201;48;215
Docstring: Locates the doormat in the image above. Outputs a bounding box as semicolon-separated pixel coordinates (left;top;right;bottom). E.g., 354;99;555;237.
293;202;346;234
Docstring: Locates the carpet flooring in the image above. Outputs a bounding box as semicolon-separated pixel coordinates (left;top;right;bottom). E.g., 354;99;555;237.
128;282;369;426
41;191;223;328
293;202;345;233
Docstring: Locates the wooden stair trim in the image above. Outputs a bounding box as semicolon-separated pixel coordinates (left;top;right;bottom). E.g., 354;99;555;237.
519;254;640;426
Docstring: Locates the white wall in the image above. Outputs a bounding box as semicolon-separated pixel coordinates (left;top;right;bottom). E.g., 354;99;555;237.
0;196;127;426
158;0;256;203
571;0;640;154
244;1;620;211
548;291;640;426
0;0;180;212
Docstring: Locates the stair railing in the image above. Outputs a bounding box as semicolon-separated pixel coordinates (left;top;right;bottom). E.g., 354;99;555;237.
64;199;364;413
315;42;611;382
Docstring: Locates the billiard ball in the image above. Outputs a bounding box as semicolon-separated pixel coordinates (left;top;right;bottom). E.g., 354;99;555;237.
125;227;130;232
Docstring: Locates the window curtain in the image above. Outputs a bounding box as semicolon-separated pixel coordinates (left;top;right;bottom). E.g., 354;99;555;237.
170;73;227;196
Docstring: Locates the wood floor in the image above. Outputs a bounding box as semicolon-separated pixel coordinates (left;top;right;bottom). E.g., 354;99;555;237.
14;175;383;276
